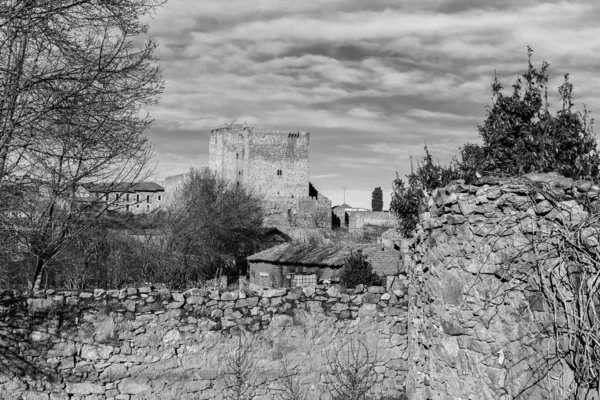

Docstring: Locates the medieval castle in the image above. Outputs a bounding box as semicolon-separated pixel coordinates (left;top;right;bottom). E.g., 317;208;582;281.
165;124;332;234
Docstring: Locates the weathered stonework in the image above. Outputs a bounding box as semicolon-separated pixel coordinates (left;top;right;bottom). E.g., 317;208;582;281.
209;124;309;200
1;280;408;400
208;124;332;232
406;173;599;400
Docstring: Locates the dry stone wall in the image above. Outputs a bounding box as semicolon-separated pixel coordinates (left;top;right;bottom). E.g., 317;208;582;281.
406;173;598;400
1;280;408;400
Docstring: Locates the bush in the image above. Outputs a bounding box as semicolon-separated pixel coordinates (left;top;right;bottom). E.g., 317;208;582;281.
390;146;459;236
391;47;600;237
339;250;382;288
468;47;599;180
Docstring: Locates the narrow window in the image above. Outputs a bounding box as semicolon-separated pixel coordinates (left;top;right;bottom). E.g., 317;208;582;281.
236;153;239;159
105;193;109;201
136;194;140;202
126;204;130;212
115;193;120;201
147;204;150;210
146;194;150;203
158;195;162;201
126;193;130;202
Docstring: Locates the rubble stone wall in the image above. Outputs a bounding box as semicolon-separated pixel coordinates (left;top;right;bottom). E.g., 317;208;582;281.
1;281;408;400
406;173;596;400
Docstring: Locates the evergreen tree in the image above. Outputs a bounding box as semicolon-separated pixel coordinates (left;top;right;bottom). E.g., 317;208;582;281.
371;187;383;211
339;250;382;288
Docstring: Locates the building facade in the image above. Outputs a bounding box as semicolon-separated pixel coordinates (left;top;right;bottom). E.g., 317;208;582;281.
84;182;165;214
247;243;401;289
209;124;331;231
209;124;309;199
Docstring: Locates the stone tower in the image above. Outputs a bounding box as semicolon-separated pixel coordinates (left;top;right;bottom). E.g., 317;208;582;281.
209;124;309;200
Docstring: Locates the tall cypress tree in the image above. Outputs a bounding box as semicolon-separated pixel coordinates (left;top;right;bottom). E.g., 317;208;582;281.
371;187;383;211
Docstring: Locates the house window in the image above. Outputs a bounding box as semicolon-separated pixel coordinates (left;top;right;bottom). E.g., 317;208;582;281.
158;195;162;201
115;193;120;201
136;194;140;202
277;169;283;176
259;273;269;288
146;194;150;203
105;193;109;201
147;205;150;210
126;193;130;202
236;153;239;159
126;205;130;212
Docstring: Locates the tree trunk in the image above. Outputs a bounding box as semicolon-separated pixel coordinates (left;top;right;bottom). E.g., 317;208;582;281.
31;257;46;291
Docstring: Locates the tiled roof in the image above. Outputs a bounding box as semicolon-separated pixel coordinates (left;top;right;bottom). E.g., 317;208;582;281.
85;182;164;193
334;203;353;209
247;243;397;267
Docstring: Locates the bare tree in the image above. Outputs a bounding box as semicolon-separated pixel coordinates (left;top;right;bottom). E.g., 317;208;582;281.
222;335;258;400
0;0;165;289
277;357;306;400
164;168;264;281
325;338;379;400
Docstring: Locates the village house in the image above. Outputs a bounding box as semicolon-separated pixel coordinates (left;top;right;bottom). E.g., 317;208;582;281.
82;182;165;214
247;242;401;289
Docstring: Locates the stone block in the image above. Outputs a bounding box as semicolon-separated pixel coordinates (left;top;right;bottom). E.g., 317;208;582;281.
285;287;302;300
326;285;342;297
262;289;286;298
26;298;53;312
220;292;238;301
367;286;385;294
302;286;315;297
235;297;259;308
358;304;377;316
171;292;184;302
66;383;105;395
118;379;150;395
186;296;204;305
166;301;184;309
99;364;129;382
271;315;293;327
162;329;181;345
330;302;349;312
363;293;381;304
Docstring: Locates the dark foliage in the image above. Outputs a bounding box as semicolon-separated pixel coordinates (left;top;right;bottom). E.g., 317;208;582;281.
391;47;600;237
371;187;383;212
466;47;599;180
339;250;382;288
390;146;459;236
165;168;264;282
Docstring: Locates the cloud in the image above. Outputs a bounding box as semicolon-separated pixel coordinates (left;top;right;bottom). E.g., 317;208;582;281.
140;0;600;208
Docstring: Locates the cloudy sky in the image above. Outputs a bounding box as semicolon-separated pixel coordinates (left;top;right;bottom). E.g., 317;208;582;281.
142;0;600;209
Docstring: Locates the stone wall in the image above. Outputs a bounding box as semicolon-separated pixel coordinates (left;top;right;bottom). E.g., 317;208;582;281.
1;281;408;400
347;211;398;232
209;124;309;201
406;173;596;400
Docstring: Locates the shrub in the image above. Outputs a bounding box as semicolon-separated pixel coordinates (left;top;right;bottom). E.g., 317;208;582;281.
390;146;458;236
339;250;382;288
468;47;599;180
325;338;378;400
391;47;600;237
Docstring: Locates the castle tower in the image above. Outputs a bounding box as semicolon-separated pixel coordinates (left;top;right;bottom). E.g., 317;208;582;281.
209;124;309;200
